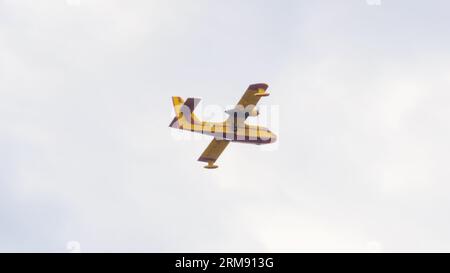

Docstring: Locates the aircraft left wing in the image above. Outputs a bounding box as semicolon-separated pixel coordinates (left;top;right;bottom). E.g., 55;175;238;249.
226;83;269;125
235;83;269;112
198;138;230;168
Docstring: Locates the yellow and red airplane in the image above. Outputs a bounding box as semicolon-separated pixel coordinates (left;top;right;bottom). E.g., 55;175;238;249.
169;83;277;169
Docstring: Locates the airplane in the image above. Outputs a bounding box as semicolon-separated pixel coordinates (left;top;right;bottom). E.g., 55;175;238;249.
169;83;277;169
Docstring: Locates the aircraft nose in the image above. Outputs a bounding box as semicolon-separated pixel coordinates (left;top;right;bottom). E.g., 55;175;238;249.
270;133;277;143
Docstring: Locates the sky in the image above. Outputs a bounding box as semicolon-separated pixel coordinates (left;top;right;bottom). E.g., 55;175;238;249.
1;0;450;252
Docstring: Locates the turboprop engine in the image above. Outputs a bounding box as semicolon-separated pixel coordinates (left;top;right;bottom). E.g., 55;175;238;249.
225;108;259;117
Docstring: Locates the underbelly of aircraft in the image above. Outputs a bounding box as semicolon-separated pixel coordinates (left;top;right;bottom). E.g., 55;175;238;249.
200;129;271;144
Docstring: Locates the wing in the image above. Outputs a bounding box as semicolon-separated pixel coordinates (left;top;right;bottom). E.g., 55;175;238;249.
235;83;269;111
226;83;269;125
198;139;230;164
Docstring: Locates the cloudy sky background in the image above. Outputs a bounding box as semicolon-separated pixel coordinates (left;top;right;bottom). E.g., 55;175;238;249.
1;0;450;252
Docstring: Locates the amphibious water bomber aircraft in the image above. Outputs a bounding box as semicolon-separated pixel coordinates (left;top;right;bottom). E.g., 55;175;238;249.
169;83;277;169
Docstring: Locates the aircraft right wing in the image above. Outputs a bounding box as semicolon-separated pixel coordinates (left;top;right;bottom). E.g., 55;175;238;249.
198;138;230;168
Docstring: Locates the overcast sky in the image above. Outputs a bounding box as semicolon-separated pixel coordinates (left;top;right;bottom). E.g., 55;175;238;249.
1;0;450;252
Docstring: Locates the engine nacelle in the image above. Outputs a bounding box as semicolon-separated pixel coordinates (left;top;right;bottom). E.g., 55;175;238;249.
225;108;259;117
247;108;259;117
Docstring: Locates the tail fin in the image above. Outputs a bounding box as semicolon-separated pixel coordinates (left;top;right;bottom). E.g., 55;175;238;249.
169;97;202;129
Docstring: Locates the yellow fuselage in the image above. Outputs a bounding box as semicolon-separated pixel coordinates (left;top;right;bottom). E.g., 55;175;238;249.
179;121;277;144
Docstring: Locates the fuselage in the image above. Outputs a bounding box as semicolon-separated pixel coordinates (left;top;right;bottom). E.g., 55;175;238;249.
178;121;277;145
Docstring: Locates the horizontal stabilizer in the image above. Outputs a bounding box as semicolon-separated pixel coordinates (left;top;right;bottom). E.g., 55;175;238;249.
169;97;201;128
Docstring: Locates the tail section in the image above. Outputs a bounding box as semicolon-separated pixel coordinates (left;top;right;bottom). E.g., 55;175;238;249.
169;97;202;129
